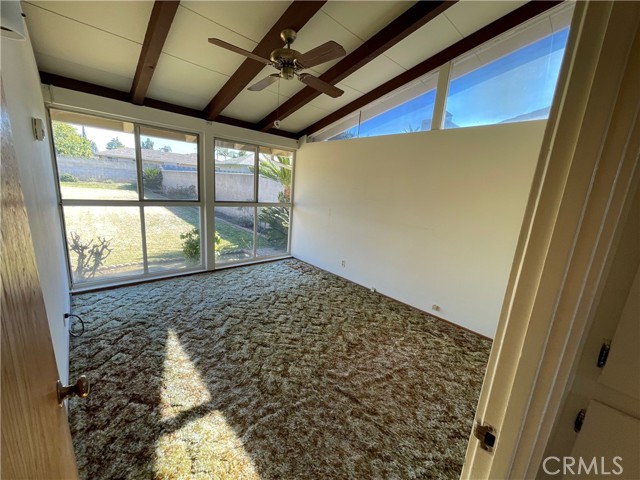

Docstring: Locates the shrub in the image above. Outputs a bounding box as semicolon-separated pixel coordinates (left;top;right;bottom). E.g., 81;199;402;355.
180;228;221;265
166;185;197;199
259;206;289;250
59;172;79;182
143;167;163;191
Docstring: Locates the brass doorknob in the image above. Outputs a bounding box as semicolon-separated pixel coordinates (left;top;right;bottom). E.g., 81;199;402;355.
57;375;90;406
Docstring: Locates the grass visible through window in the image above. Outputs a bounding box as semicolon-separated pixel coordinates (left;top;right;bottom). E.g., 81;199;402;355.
62;182;253;271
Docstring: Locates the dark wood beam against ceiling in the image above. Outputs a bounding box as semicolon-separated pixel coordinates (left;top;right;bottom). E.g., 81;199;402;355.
39;72;299;140
301;0;563;138
203;0;326;121
257;0;456;132
130;1;180;105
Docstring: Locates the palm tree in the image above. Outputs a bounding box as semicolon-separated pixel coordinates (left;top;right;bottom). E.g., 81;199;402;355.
258;154;292;201
257;154;292;249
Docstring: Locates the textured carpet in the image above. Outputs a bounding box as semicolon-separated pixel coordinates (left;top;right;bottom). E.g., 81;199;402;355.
69;259;491;479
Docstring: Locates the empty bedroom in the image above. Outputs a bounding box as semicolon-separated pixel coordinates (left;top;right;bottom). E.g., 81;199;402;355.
4;1;638;479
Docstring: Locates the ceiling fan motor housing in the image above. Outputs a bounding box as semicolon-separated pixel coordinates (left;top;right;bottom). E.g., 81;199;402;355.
271;46;300;79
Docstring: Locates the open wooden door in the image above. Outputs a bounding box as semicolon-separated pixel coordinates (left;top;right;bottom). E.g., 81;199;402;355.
1;85;78;478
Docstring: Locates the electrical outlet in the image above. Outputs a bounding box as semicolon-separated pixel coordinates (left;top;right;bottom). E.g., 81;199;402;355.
341;260;346;267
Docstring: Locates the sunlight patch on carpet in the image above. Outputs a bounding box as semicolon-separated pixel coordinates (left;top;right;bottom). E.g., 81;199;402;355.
155;329;259;478
155;411;259;479
160;329;211;420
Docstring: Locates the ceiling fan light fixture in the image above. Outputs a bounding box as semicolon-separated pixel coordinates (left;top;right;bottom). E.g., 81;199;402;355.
280;66;295;80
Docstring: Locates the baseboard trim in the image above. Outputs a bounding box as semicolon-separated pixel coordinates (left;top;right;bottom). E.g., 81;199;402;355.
292;256;493;342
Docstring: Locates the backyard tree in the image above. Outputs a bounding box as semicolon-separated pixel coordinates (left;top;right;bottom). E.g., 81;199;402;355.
141;138;155;149
160;145;172;152
106;137;125;150
52;122;94;158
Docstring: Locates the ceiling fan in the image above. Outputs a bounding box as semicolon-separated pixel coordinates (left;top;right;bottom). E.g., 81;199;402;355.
208;28;346;98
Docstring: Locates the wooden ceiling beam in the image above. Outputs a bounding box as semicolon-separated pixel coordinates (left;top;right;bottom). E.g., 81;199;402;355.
256;1;456;132
39;72;299;140
130;1;180;105
300;0;563;138
203;0;327;121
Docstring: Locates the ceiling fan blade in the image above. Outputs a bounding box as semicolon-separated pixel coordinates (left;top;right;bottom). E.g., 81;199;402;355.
248;74;280;92
298;73;344;98
208;38;272;65
296;41;346;69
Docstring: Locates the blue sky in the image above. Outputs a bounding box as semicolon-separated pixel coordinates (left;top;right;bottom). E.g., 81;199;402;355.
71;125;197;155
334;27;570;140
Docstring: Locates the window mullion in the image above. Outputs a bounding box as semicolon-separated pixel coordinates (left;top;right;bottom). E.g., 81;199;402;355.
134;124;144;201
431;62;451;131
253;206;258;258
139;205;149;274
253;146;259;259
134;125;149;273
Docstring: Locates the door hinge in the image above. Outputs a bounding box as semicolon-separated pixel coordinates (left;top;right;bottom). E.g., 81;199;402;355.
597;341;611;368
574;408;586;432
474;422;497;453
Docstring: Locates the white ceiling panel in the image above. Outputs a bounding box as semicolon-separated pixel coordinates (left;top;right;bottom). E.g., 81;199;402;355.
221;88;289;124
340;55;406;93
35;53;134;93
181;1;290;43
384;14;463;70
307;82;361;113
163;5;256;77
146;54;229;110
277;104;331;133
292;10;364;72
320;1;412;41
24;3;139;83
444;1;528;37
25;1;153;44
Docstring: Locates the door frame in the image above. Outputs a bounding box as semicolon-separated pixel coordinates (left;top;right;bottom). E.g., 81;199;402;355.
462;2;640;478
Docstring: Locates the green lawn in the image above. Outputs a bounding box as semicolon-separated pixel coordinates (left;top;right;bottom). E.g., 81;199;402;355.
61;182;255;279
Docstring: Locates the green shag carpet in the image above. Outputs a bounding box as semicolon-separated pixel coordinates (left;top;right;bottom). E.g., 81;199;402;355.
69;259;491;479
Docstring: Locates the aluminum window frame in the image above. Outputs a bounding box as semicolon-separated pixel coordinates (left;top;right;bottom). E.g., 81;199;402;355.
213;137;295;268
48;107;205;290
310;1;575;142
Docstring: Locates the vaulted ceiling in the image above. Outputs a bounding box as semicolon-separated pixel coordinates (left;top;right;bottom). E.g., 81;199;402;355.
24;0;561;140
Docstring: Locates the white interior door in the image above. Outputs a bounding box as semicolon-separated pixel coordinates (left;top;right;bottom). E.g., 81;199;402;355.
461;3;640;478
570;400;640;479
598;267;640;400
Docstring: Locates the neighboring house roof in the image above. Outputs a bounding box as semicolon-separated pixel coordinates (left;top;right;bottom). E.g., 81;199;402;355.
214;153;255;167
97;147;197;167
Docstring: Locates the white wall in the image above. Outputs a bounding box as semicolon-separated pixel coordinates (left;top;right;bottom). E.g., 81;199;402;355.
292;121;546;338
1;30;71;382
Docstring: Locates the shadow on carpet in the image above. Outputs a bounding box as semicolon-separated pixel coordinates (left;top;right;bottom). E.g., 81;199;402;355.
69;259;491;479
